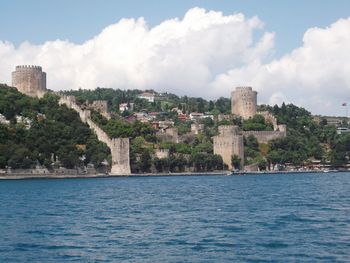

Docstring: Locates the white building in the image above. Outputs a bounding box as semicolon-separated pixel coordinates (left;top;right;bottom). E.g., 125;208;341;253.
119;103;134;112
138;92;155;102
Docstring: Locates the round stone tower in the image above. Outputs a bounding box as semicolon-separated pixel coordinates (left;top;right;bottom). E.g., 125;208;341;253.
12;65;47;97
231;86;257;119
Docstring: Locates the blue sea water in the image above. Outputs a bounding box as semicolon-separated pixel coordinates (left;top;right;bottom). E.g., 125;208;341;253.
0;173;349;262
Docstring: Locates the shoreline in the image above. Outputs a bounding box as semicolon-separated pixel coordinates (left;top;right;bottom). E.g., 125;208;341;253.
0;169;346;180
0;171;230;180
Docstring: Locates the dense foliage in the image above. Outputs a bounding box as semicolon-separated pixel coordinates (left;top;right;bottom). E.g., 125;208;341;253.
63;88;232;114
0;85;109;169
65;88;350;169
2;84;349;172
263;103;346;167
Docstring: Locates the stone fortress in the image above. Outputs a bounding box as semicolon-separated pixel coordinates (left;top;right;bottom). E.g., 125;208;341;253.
9;65;130;175
231;86;257;119
12;65;47;98
214;86;287;170
59;95;131;175
6;64;286;172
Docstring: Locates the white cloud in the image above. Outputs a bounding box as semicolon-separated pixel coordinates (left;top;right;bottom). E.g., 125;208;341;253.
212;17;350;115
0;7;350;115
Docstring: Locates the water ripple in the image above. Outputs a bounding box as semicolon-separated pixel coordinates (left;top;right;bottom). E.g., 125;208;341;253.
0;173;349;262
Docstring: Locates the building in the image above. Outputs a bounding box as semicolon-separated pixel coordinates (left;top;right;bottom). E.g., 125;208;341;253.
152;120;175;130
337;127;350;135
189;112;204;121
231;86;257;119
12;65;47;97
213;125;244;170
138;92;155;102
119;103;134;112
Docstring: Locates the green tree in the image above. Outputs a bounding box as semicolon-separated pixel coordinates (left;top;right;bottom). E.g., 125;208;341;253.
231;155;241;170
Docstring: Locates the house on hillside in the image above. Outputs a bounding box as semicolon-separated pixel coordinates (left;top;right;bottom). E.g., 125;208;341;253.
119;102;134;112
138;92;155;102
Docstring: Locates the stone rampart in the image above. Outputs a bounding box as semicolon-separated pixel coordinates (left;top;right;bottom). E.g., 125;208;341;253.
257;111;278;129
59;95;131;175
88;100;110;119
242;130;286;144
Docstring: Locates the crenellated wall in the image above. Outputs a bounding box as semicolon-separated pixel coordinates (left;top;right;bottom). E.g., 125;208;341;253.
12;65;47;98
242;130;286;144
88;100;110;119
59;95;131;175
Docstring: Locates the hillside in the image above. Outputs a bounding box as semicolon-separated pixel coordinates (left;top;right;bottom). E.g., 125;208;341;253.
2;85;350;172
0;85;109;169
65;87;350;170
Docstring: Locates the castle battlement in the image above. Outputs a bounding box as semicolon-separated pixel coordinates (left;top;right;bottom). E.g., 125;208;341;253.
242;130;286;144
235;86;254;92
15;65;42;71
218;125;240;136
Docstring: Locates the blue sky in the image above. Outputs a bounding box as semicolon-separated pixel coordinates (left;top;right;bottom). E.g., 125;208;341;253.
1;0;349;56
1;0;350;115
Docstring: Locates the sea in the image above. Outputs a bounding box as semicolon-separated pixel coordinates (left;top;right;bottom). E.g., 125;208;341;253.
0;172;349;262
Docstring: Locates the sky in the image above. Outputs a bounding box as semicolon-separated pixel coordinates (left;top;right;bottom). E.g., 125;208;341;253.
1;0;350;115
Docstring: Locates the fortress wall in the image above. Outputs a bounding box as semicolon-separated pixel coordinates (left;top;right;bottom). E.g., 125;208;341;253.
277;124;287;132
242;130;286;144
257;111;278;130
232;136;244;165
89;100;110;119
59;95;131;175
218;125;240;136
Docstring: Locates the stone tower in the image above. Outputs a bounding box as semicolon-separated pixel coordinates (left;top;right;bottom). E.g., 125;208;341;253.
213;125;244;170
110;138;131;174
12;65;47;97
231;86;257;119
